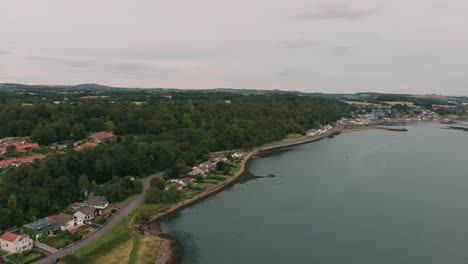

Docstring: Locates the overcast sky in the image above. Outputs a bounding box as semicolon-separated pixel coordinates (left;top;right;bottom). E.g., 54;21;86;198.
2;0;467;95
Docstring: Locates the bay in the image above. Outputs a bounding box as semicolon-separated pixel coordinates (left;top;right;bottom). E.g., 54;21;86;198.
162;123;468;264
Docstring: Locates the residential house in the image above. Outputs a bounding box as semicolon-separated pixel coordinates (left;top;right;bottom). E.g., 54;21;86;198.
0;232;33;253
84;196;109;209
181;177;194;185
198;164;210;174
69;202;83;212
23;218;60;240
0;154;48;169
188;167;205;178
14;143;40;153
15;154;48;165
208;156;227;168
0;147;6;155
74;207;101;224
232;151;244;159
54;213;83;231
167;178;194;190
165;182;185;191
74;141;98;151
124;176;135;181
91;131;115;142
0;160;14;169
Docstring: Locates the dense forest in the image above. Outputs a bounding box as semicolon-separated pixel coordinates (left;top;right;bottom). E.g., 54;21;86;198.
0;95;347;230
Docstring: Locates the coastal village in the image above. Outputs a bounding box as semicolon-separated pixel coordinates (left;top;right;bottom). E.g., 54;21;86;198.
0;99;467;263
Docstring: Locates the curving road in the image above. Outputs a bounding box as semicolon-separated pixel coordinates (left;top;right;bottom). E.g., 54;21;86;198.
34;172;161;264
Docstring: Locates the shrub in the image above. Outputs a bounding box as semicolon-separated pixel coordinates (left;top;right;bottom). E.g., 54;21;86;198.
95;217;107;225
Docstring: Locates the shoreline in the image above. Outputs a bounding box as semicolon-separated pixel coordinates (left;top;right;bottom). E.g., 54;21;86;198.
147;120;435;264
146;127;344;264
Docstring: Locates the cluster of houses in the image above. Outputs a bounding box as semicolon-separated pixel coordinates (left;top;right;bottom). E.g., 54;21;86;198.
74;131;115;151
307;125;334;137
0;139;48;169
0;196;109;254
28;196;108;238
0;139;40;155
166;151;244;190
0;132;116;169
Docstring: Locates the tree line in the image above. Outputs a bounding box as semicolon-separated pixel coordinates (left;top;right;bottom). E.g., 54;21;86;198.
0;96;346;230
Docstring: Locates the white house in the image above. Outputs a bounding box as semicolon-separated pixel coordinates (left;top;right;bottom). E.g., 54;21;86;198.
74;207;101;224
55;213;83;230
232;151;244;159
84;196;109;210
0;232;33;253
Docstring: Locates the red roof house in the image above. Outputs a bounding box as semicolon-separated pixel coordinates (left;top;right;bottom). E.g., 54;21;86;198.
15;154;48;164
0;232;33;253
0;160;15;168
74;140;99;151
15;143;40;150
91;131;115;141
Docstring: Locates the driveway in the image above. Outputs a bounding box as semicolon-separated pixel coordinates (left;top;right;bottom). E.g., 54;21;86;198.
33;172;161;264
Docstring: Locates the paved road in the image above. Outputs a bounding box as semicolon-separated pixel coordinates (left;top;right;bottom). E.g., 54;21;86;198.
34;173;161;264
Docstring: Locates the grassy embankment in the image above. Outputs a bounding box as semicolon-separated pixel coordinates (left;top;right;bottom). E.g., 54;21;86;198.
64;156;244;263
62;202;161;264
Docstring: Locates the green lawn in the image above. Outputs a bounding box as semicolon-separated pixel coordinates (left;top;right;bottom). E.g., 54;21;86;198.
0;249;7;256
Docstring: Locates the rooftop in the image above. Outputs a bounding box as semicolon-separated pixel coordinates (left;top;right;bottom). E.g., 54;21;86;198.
24;217;57;229
0;231;26;242
77;206;98;216
84;196;107;207
54;213;74;226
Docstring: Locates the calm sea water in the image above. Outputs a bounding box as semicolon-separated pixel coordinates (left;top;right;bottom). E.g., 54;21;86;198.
162;123;468;264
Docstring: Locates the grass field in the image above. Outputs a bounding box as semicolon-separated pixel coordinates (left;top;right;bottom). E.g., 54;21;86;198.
93;238;133;264
67;205;144;263
136;236;161;264
128;235;141;264
284;133;305;140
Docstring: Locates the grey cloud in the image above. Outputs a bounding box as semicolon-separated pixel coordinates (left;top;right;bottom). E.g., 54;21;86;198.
292;2;378;21
107;62;162;76
331;45;353;53
25;55;169;78
26;56;95;68
280;40;321;49
0;49;11;55
70;47;239;61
